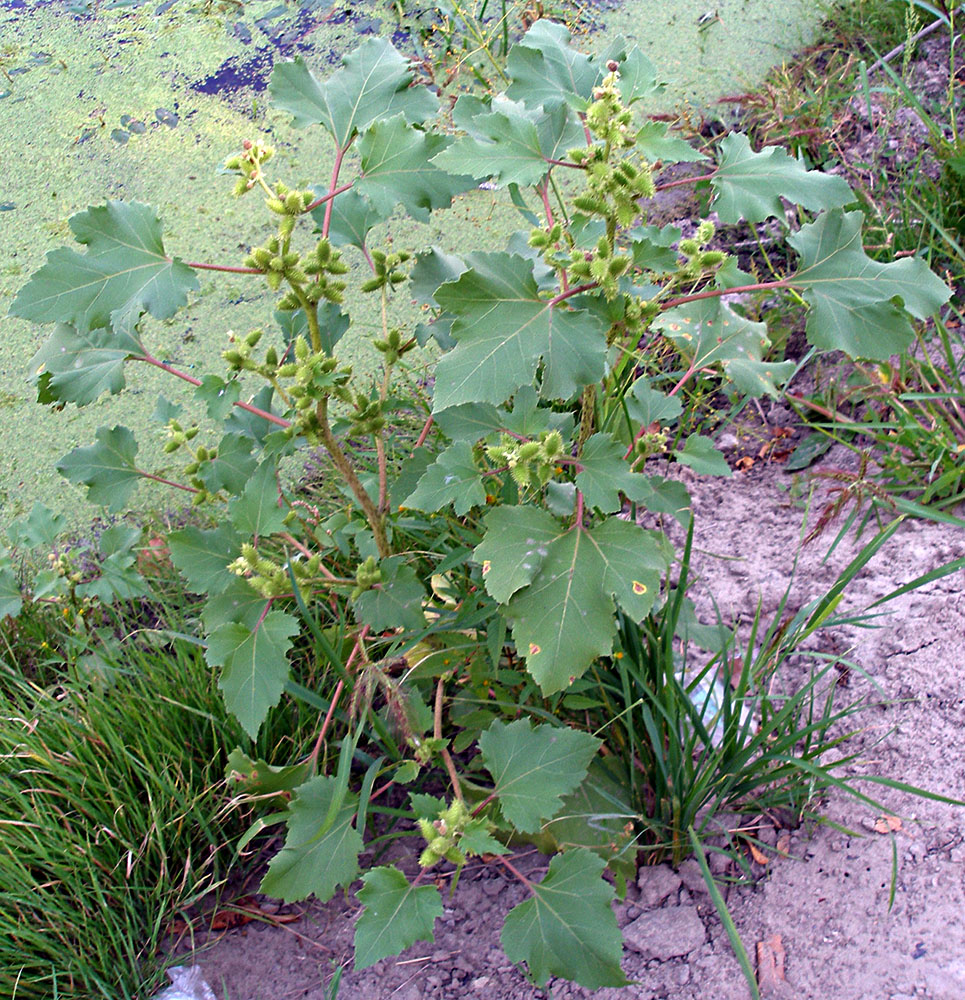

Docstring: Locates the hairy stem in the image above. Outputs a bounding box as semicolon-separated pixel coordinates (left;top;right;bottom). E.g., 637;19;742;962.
435;677;464;804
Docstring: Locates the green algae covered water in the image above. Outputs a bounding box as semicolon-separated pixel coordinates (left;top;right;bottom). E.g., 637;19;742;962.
0;0;825;525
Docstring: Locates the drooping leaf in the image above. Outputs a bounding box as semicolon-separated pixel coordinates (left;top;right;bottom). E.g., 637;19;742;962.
260;776;362;902
230;460;286;537
432;99;584;188
226;748;312;798
403;441;485;515
503;526;613;693
56;425;143;511
354;866;443;969
478;718;600;833
269;40;438;147
676;434;732;476
472;506;560;605
656;298;794;397
205;609;299;738
711;132;854;223
357;116;476;223
352;557;426;632
8;503;67;549
501;849;627;988
29;323;145;406
10;201;198;334
431;253;608;410
787;209;951;359
168;523;243;594
542;758;637;881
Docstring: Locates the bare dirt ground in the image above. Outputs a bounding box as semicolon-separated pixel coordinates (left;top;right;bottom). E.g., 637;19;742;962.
165;450;965;1000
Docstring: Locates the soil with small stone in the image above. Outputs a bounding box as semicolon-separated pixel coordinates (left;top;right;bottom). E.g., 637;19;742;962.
160;26;965;1000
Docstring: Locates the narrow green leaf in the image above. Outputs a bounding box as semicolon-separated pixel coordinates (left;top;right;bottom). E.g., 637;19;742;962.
788;209;951;359
501;849;627;988
269;40;438;147
206;609;299;738
260;776;362;902
403;441;485;515
354;866;443;969
10;201;198;333
478;718;601;833
56;425;143;511
711;132;854;223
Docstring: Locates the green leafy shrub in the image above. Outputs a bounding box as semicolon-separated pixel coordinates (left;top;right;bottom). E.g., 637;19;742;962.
7;22;952;990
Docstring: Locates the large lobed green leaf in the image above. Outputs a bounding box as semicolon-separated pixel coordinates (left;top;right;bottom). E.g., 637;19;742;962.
474;509;669;693
260;776;363;902
205;608;299;738
478;718;601;833
357;116;476;223
354;866;443;969
788;209;951;359
711;132;854;223
431;252;608;410
269;39;438;148
10;201;198;335
56;425;143;512
501;848;627;988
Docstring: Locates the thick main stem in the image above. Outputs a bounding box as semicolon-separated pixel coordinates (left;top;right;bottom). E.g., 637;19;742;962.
316;399;390;558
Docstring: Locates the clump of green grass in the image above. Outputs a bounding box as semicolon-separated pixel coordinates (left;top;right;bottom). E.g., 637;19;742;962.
0;616;314;1000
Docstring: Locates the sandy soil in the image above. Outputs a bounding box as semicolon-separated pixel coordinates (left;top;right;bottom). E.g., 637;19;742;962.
164;451;965;1000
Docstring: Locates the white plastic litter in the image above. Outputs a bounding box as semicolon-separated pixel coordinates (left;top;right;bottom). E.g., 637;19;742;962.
152;966;217;1000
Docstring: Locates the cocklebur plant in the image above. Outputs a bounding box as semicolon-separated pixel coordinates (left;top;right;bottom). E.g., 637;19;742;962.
9;22;951;989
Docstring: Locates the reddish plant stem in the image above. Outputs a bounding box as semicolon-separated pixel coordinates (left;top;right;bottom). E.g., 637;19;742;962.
309;678;345;772
543;157;586;170
138;470;199;493
548;281;598;307
140;355;294;429
303;180;355;214
660;279;790;310
414;415;434;451
182;261;263;274
653;171;716;193
498;854;535;889
471;792;498;818
623;363;697;459
321;145;348;239
435;677;464;804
